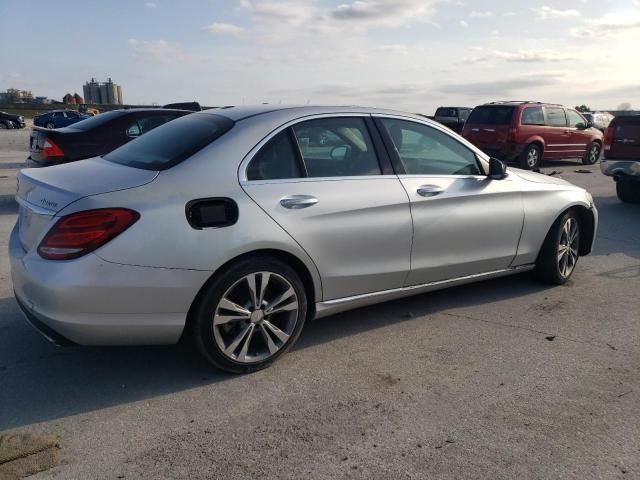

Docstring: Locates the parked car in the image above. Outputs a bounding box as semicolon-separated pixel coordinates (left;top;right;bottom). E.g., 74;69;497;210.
433;106;472;133
462;101;603;170
28;108;192;166
0;111;26;129
600;115;640;203
10;105;597;373
33;110;91;129
583;112;614;132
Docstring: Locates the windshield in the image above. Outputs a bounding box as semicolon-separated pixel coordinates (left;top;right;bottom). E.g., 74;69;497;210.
104;113;234;170
467;106;514;125
68;110;128;131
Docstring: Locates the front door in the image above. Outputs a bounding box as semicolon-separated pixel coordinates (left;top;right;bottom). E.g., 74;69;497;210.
241;115;412;300
543;106;570;159
566;109;591;158
375;116;524;285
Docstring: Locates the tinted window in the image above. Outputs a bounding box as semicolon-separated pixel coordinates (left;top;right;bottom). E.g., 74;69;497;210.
460;109;471;121
381;118;481;175
127;114;180;137
545;108;567;127
247;131;303;181
69;110;127;131
435;108;458;117
104;113;234;170
466;106;514;125
521;107;545;125
292;117;381;177
566;110;585;128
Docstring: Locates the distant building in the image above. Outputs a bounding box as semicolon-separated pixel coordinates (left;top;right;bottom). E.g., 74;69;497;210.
73;93;84;104
63;93;75;104
0;88;34;103
83;77;123;105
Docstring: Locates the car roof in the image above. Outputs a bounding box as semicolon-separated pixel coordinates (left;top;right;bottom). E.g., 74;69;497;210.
198;104;429;123
479;101;564;107
107;108;192;114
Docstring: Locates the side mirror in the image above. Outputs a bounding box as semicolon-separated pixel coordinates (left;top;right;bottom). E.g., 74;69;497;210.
488;157;507;180
575;122;587;130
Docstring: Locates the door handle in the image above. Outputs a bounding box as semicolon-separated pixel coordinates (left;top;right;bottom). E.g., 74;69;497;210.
280;195;318;209
416;185;444;197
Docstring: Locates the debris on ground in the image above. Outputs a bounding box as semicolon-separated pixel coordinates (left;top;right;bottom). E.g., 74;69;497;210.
0;433;61;479
574;169;591;174
545;335;556;341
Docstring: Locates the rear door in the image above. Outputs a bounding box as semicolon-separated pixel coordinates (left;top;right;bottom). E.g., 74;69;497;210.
376;116;524;285
609;116;640;159
462;106;514;156
542;107;570;159
241;115;412;300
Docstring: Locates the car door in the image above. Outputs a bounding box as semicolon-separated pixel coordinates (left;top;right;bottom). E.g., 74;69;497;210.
375;116;524;286
542;106;570;159
240;115;413;300
565;109;591;157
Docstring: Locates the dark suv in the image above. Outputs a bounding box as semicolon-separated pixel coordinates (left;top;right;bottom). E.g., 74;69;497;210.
462;101;603;169
600;115;640;203
433;106;472;133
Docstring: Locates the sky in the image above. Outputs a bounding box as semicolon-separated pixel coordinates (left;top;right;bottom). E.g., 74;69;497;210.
1;0;639;113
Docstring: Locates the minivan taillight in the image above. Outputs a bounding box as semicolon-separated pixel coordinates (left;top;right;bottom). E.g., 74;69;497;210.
38;208;140;260
42;137;64;158
603;126;614;151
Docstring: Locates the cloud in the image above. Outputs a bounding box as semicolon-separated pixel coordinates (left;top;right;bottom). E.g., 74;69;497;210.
532;6;581;19
469;11;493;17
503;12;516;17
439;74;561;96
144;1;157;8
570;14;640;38
127;39;200;64
464;49;574;64
201;22;245;36
460;20;468;27
328;0;441;27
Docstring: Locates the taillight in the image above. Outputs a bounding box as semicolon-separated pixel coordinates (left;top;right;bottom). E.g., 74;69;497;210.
603;126;614;151
42;137;64;158
38;208;140;260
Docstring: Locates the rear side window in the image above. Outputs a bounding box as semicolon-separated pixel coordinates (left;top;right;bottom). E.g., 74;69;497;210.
521;107;545;125
104;113;234;170
545;108;567;127
466;106;514;125
247;131;303;181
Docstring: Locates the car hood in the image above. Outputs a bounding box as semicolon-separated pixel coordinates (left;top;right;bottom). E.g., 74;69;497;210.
510;168;576;187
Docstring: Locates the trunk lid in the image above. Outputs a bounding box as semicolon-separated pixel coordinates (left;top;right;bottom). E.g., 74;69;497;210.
607;116;640;160
16;157;157;251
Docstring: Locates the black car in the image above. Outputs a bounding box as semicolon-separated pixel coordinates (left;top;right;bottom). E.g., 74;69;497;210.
28;108;191;166
433;106;472;133
0;111;26;129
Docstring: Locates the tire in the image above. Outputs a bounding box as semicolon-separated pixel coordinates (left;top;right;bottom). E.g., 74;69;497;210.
192;255;308;374
534;210;580;285
582;142;601;165
616;178;640;204
45;122;55;129
518;144;542;170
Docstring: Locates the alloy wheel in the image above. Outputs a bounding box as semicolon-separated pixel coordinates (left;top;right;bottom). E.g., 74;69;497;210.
212;272;299;363
526;148;539;168
557;217;579;278
588;144;600;163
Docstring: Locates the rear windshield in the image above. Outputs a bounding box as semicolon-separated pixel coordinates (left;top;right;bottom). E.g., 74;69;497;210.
435;108;457;117
104;113;234;170
69;110;127;131
466;106;514;125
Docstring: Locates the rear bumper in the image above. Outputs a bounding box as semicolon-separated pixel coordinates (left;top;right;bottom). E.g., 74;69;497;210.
9;223;212;346
600;159;640;179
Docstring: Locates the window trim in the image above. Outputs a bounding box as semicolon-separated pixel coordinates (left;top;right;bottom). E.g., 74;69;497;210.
240;113;393;183
372;115;488;177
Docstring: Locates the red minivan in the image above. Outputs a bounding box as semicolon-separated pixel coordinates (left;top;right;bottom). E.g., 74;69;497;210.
462;101;603;170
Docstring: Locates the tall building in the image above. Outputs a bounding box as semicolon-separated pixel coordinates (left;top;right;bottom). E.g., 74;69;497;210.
83;77;123;105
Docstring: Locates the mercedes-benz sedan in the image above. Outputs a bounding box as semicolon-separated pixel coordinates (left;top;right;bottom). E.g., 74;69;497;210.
10;105;597;373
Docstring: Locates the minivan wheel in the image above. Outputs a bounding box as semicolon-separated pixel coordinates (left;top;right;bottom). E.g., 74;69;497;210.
45;122;55;129
616;178;640;204
518;144;541;170
192;256;307;374
534;211;580;285
582;142;601;165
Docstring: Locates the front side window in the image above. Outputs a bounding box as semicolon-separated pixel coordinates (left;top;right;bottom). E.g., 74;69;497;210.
246;131;303;181
380;118;482;176
291;117;381;178
566;110;585;128
521;107;545;125
545;107;567;127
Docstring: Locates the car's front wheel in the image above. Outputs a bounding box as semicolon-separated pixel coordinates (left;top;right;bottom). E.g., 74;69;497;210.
535;211;580;284
616;177;640;203
518;144;542;170
582;142;601;165
45;122;55;129
192;256;307;373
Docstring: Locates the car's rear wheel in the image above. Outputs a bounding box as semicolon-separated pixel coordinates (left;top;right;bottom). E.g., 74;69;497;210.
582;142;601;165
45;122;55;129
535;211;580;284
616;178;640;203
192;256;307;373
518;144;541;170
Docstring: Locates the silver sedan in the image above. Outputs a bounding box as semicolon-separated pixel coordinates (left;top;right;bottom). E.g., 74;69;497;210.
9;105;598;373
